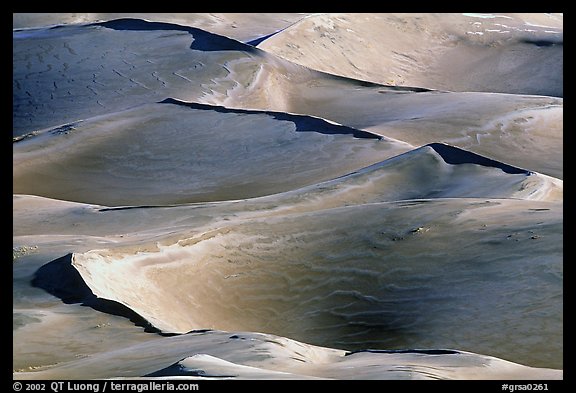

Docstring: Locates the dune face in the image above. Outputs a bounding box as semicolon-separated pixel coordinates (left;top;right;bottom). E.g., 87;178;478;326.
12;13;310;42
13;13;562;380
290;90;563;179
28;146;561;369
257;13;563;96
13;331;562;380
13;15;562;181
68;198;561;358
13;100;409;206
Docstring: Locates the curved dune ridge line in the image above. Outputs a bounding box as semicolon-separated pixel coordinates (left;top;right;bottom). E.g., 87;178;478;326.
13;16;394;137
19;141;563;374
272;89;563;180
27;146;562;367
240;143;563;215
13;121;562;208
12;331;562;380
257;13;562;96
12;16;562;179
146;350;562;380
12;17;303;136
62;198;562;351
12;13;312;43
12;100;412;206
13;13;562;380
18;142;563;376
13;140;563;240
12;97;562;206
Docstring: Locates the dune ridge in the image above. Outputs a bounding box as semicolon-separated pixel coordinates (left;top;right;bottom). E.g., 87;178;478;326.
257;13;562;96
12;13;311;42
13;100;411;206
13;330;561;380
13;16;562;180
25;143;562;371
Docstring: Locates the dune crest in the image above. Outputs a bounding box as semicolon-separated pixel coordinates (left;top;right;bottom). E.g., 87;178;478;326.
13;330;562;380
258;13;562;96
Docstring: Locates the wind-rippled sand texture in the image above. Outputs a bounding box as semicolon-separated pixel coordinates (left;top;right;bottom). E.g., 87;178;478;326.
13;13;562;380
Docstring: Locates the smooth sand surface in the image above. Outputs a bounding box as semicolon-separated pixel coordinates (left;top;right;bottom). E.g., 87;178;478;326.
13;13;562;380
258;13;562;96
14;331;561;380
13;17;562;181
12;13;310;42
13;101;411;206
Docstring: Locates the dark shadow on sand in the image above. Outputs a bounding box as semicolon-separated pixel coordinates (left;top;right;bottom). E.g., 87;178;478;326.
428;143;532;175
159;98;382;140
31;253;162;334
93;18;259;54
144;360;234;378
246;31;279;47
519;38;563;47
93;19;432;94
345;348;460;356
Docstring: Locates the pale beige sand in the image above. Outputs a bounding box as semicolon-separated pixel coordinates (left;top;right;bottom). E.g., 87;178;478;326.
15;144;563;372
253;88;563;179
258;13;562;96
13;101;411;206
12;17;562;180
13;185;564;378
14;331;561;380
12;13;310;42
68;198;562;354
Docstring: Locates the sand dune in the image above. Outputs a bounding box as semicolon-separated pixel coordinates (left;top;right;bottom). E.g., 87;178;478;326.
258;13;563;96
13;16;562;180
42;197;561;363
13;18;263;136
13;107;562;206
13;16;373;137
21;144;563;370
13;13;562;380
13;100;411;206
13;331;562;380
285;90;563;179
12;13;310;43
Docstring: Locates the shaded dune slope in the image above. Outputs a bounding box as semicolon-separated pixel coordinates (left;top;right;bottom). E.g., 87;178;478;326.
12;13;310;43
13;18;278;136
13;142;562;240
13;330;562;380
159;98;382;139
31;254;162;334
13;17;562;180
13;100;411;206
93;18;260;53
25;144;562;369
13;17;392;137
281;90;563;179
